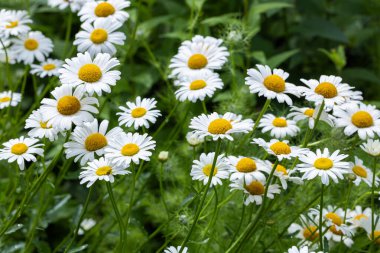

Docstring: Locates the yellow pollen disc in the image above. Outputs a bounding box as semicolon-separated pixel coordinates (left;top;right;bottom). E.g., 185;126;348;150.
276;164;288;175
78;64;102;83
187;54;208;69
272;117;287;127
352;165;367;178
351;111;373;128
85;133;108;151
202;164;218;176
303;226;319;241
329;225;343;235
314;82;337;98
245;181;265;195
372;230;380;244
270;142;291;155
263;74;285;93
314;158;333;170
94;2;115;17
90;28;108;44
57;96;81;115
43;64;56;71
24;38;39;51
354;214;368;220
6;20;18;28
236;158;256;173
11;143;28;155
189;80;207;90
304;108;314;117
325;212;342;226
95;166;112;176
40;121;52;129
0;96;11;103
131;107;147;118
208;118;233;134
121;143;140;156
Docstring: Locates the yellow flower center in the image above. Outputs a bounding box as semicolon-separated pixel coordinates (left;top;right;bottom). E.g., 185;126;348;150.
95;166;112;176
208;118;232;134
40;121;52;129
202;164;218;176
131;107;147;118
236;157;256;173
314;158;333;170
24;38;39;51
351;111;373;128
57;96;81;115
78;64;102;83
263;74;285;93
372;230;380;244
245;181;265;195
270;142;291;155
43;63;56;71
303;226;319;241
272;117;287;127
330;225;343;235
352;165;367;178
90;28;108;44
85;133;108;151
6;20;18;28
0;96;11;103
314;82;337;98
354;214;368;220
187;54;208;69
304;108;314;117
11;143;28;155
94;2;115;17
189;80;207;90
121;143;140;156
325;212;342;226
276;164;288;175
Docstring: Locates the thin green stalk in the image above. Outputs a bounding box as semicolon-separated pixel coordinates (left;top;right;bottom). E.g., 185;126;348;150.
153;102;179;137
371;157;377;245
0;38;12;90
229;197;246;246
319;183;324;251
159;163;170;218
125;163;136;245
201;100;208;114
63;11;73;58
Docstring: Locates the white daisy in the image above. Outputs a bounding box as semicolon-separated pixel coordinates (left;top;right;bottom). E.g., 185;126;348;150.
347;206;371;228
258;114;300;139
74;18;126;57
287;246;321;253
0;91;21;109
117;96;161;130
59;52;121;96
169;35;229;77
0;136;43;170
273;163;303;190
360;139;380;156
11;31;53;64
288;105;334;129
186;132;204;146
40;84;99;131
0;10;31;38
333;102;380;140
30;58;63;78
300;75;362;111
64;119;123;165
78;0;130;23
79;157;130;187
245;64;299;105
163;246;188;253
287;213;320;245
0;39;16;64
25;109;59;141
190;152;229;186
252;138;308;161
104;132;156;167
347;156;378;187
174;69;224;102
48;0;87;12
226;156;271;182
296;148;350;185
359;214;380;245
189;112;254;141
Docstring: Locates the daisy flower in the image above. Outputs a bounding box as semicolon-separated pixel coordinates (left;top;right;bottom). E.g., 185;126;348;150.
359;214;380;245
0;10;31;38
273;163;303;190
333;102;380;140
245;65;299;105
117;96;161;130
74;18;126;57
11;31;53;64
104;132;156;167
189;112;254;141
79;157;130;187
0;136;43;170
78;0;130;23
59;52;121;96
297;148;349;185
0;91;21;109
226;155;271;182
169;35;229;77
348;156;378;187
190;152;229;186
288;105;334;129
230;177;281;205
300;75;362;111
78;218;96;235
164;246;188;253
360;139;380;156
288;213;320;245
347;206;371;228
258;114;300;139
25;109;59;141
40;84;99;131
186;132;204;146
174;69;224;102
64;119;123;165
287;246;321;253
48;0;87;12
0;39;16;64
30;58;63;78
252;138;308;161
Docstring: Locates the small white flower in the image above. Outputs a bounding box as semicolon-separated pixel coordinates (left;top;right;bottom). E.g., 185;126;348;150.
360;139;380;156
226;156;271;183
190;152;229;186
288;105;334;129
359;214;380;244
347;156;378;187
78;0;130;24
78;218;96;235
287;213;320;246
30;58;63;78
25;109;59;141
158;151;169;161
186;132;204;146
0;10;31;38
258;114;300;139
287;246;321;253
273;163;303;190
347;206;371;228
163;246;188;253
0;91;21;109
48;0;87;12
252;138;308;161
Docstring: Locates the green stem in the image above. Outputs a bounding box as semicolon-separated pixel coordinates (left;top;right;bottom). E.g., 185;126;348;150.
201;100;208;114
319;183;324;251
124;163;136;245
371;157;377;245
63;11;73;58
153;102;179;137
159;163;170;218
229;197;246;246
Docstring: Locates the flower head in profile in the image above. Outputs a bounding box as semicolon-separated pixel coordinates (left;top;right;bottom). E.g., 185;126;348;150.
360;139;380;156
78;0;130;24
359;214;380;245
186;132;204;146
0;10;31;38
25;109;59;141
259;114;300;139
30;58;63;78
163;246;188;253
348;156;378;187
226;156;271;182
48;0;87;12
287;212;320;246
252;138;308;161
347;206;371;228
190;152;229;186
273;163;303;190
0;91;21;109
288;105;334;129
287;246;321;253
